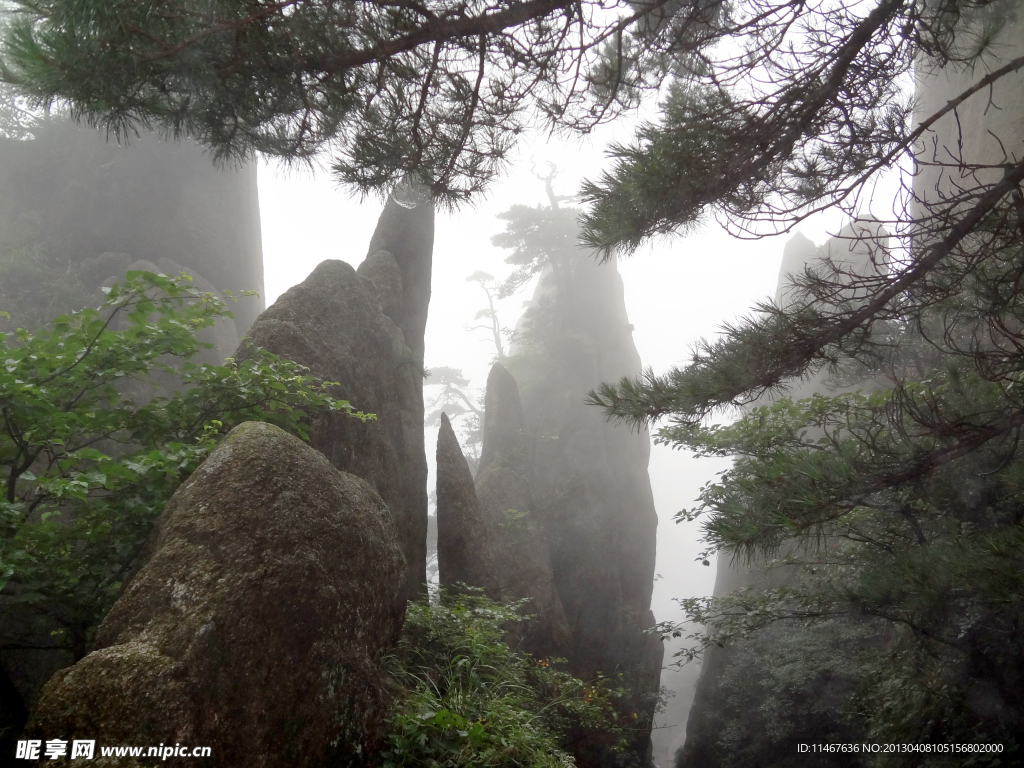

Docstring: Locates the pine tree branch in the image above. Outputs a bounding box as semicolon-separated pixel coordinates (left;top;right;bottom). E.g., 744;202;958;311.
590;155;1024;425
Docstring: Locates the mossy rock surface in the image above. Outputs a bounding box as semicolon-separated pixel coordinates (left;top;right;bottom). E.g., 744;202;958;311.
238;257;427;598
28;421;406;768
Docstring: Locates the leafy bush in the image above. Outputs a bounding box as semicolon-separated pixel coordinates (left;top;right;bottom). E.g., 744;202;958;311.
383;592;631;768
0;270;363;658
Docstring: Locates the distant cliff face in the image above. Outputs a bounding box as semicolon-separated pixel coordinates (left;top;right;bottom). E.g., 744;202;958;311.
507;253;662;767
675;226;892;768
675;14;1024;753
0;119;265;341
912;4;1024;212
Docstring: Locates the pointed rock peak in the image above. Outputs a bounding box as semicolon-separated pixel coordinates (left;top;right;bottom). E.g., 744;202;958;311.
367;186;435;365
438;410;455;444
486;363;522;415
435;413;498;597
784;230;817;253
478;362;527;476
437;413;473;495
776;231;819;308
358;249;404;321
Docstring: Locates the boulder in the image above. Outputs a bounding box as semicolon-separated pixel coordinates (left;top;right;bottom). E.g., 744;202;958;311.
435;413;498;597
237;258;427;597
474;363;570;657
26;422;406;768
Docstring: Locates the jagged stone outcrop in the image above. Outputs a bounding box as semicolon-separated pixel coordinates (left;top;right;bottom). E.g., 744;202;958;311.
26;422;406;768
365;186;434;367
508;255;661;766
236;258;427;596
474;363;570;658
435;413;498;597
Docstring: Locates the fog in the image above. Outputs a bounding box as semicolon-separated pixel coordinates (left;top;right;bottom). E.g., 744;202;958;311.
258;125;854;763
259;127;855;616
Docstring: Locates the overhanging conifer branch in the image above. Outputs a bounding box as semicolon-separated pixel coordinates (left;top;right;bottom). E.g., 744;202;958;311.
589;155;1024;425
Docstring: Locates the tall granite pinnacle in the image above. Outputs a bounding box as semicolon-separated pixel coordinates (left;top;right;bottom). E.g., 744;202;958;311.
237;183;435;600
366;184;434;367
507;254;662;767
435;413;499;597
475;362;570;659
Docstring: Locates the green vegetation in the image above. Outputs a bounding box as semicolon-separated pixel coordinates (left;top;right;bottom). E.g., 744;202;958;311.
5;0;1024;761
657;380;1024;762
385;591;634;768
0;271;361;660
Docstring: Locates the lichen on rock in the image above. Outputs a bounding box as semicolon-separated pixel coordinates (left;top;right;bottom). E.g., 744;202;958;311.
26;422;406;768
237;258;427;597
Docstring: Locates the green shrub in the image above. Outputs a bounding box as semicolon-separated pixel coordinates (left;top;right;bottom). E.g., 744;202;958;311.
0;270;362;658
384;592;630;767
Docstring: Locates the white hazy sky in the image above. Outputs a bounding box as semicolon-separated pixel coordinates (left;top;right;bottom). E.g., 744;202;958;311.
257;123;854;624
